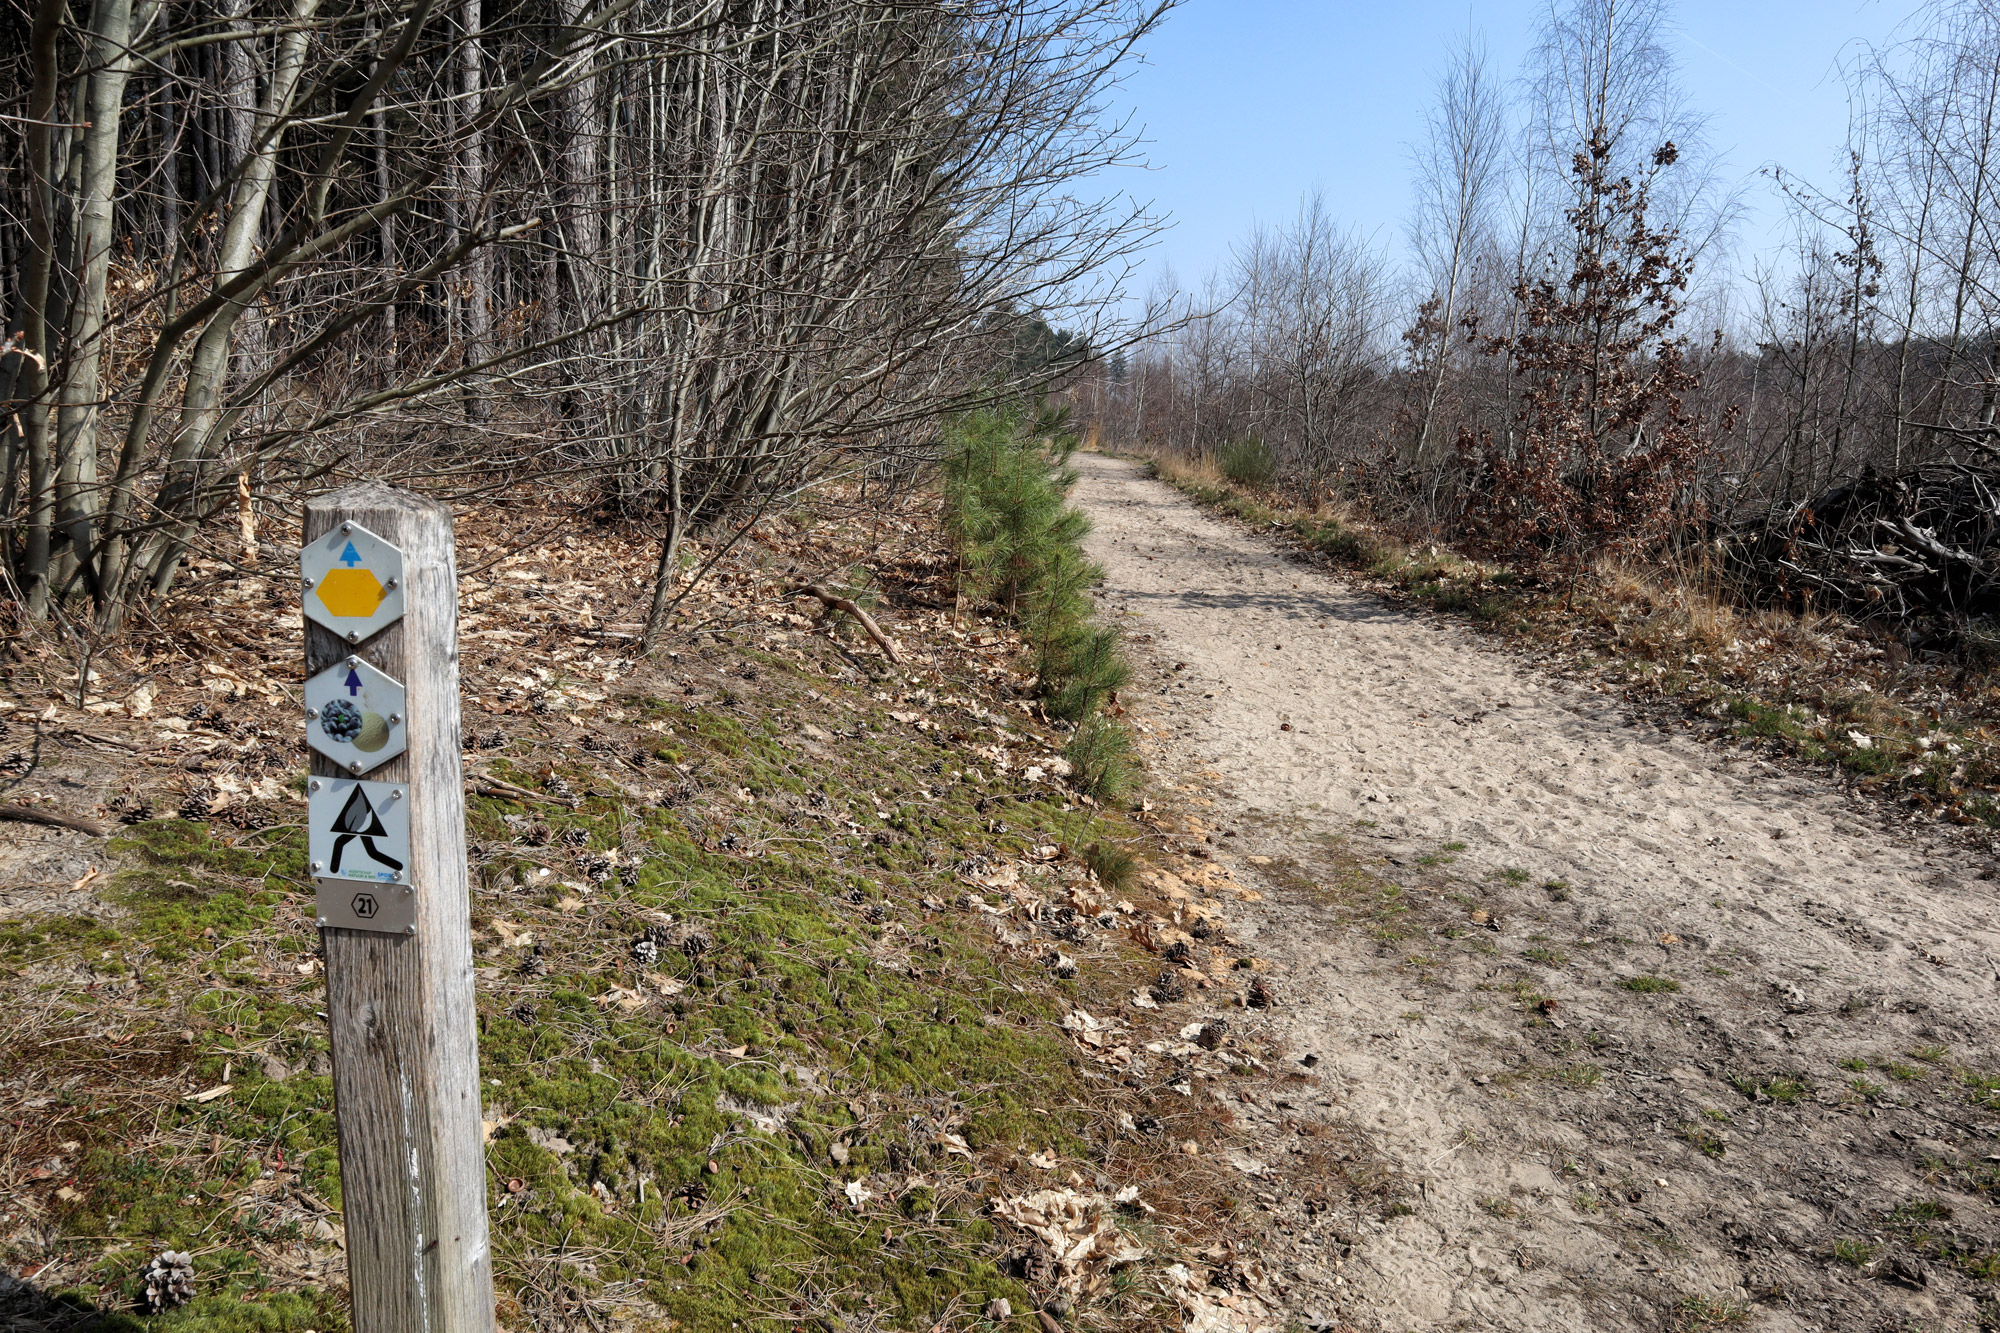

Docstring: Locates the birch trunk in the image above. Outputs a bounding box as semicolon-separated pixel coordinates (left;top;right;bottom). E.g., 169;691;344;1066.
9;0;68;616
53;0;156;605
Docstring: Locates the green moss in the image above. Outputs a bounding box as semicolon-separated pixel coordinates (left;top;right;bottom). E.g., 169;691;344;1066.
106;819;296;939
1677;1121;1726;1159
25;1287;335;1332
5;636;1178;1331
1728;1073;1811;1104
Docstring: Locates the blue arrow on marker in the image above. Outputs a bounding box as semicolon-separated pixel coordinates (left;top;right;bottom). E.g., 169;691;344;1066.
339;541;362;567
344;668;363;696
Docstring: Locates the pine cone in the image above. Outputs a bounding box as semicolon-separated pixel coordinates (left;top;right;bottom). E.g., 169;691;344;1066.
177;782;214;822
109;791;152;825
1246;976;1277;1010
1150;969;1187;1004
1011;1241;1057;1285
142;1250;195;1313
1196;1019;1229;1050
1208;1258;1247;1291
630;938;661;968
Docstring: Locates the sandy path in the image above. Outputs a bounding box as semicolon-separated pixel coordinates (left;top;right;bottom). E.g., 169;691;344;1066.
1073;453;2000;1333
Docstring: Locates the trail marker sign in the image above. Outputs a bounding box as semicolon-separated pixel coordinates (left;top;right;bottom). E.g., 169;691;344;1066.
309;777;415;935
303;656;407;774
300;520;405;643
303;484;491;1333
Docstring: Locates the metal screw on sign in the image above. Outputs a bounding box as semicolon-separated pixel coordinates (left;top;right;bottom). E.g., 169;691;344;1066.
302;484;491;1333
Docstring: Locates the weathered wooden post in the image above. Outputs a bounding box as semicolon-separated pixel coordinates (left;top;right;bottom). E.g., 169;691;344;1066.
300;484;493;1333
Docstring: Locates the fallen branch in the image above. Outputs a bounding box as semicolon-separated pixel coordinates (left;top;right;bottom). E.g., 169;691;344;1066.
466;774;572;807
57;726;143;752
0;802;109;836
1724;457;2000;631
794;584;901;664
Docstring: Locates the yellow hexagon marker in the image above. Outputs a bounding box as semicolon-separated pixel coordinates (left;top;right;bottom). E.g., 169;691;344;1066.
301;520;405;642
315;568;386;619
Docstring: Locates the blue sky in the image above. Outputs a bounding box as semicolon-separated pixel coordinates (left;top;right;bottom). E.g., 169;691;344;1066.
1107;0;1927;298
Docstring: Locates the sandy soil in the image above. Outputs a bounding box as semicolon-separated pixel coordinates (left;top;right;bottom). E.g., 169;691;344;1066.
1075;453;2000;1333
0;733;116;920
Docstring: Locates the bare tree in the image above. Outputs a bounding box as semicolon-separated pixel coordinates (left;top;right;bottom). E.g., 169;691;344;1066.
1246;194;1391;500
1406;30;1507;464
1;0;1173;639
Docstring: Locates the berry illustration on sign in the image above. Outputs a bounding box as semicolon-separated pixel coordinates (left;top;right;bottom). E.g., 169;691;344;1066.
300;520;406;643
303;656;407;774
309;777;417;935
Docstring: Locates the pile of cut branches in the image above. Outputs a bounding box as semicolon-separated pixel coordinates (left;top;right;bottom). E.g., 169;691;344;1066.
1723;457;2000;644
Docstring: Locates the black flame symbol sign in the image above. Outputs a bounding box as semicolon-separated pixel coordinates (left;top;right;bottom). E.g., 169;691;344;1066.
351;892;379;919
329;785;405;874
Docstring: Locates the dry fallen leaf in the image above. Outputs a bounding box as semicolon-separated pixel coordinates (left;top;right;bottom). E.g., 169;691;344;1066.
594;986;647;1011
490;918;534;949
991;1188;1146;1298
